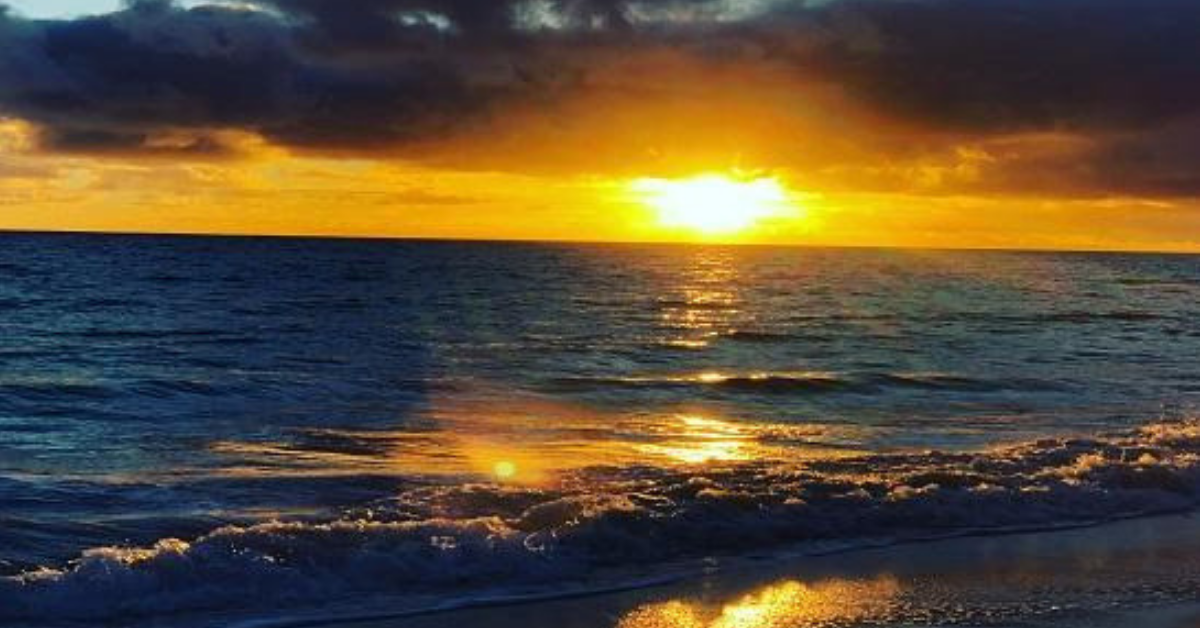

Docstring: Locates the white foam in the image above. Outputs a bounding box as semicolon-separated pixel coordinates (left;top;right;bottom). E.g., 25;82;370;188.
5;419;1200;625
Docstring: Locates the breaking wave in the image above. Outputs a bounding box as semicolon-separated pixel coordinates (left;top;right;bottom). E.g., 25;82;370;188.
546;370;1067;394
4;419;1200;625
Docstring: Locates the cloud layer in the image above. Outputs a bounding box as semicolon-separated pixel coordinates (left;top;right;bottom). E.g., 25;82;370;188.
0;0;1197;195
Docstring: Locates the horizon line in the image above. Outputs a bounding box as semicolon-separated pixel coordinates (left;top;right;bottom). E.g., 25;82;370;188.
0;227;1197;256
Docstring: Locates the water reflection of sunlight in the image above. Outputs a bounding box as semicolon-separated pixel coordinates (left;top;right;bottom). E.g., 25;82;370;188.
456;437;557;485
493;460;518;479
639;414;756;465
659;251;743;349
208;377;859;481
210;406;847;480
618;577;902;628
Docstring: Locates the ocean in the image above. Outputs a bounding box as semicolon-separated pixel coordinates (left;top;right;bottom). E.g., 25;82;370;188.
1;233;1198;626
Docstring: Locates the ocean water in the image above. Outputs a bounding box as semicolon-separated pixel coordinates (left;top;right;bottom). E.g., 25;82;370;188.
1;234;1198;626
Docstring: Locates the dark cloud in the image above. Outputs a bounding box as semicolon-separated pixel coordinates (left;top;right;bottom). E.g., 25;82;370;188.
793;0;1200;133
0;0;1196;196
1087;119;1200;196
0;0;502;151
38;126;236;156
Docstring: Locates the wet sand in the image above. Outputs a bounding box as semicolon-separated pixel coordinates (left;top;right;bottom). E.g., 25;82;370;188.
320;513;1200;628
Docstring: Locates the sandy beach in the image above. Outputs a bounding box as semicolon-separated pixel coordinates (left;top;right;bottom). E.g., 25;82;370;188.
323;514;1200;628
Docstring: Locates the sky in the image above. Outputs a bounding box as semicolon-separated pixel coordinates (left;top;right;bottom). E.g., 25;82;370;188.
0;0;1198;250
4;1;121;17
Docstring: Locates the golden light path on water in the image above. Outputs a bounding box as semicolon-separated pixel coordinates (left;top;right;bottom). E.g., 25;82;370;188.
413;409;810;483
637;415;755;465
617;577;903;628
206;251;868;483
207;404;861;485
656;248;741;350
203;245;1105;486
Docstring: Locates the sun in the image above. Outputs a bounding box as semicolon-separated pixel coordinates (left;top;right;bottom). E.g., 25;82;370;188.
631;173;797;235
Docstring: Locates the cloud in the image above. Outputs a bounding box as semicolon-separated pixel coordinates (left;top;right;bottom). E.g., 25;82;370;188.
1086;118;1200;196
0;0;495;151
0;0;1196;197
792;0;1200;133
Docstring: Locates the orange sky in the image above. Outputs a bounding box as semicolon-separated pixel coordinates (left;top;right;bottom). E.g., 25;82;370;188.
2;115;1196;252
0;1;1198;252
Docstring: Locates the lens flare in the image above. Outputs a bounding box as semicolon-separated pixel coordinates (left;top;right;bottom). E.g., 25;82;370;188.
493;460;518;479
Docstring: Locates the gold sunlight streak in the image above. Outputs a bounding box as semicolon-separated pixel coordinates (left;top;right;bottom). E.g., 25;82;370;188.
617;577;903;628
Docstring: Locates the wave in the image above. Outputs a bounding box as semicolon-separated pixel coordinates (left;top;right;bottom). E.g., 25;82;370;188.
51;328;254;343
938;310;1170;324
1034;310;1167;323
547;370;1066;395
547;372;857;394
0;298;26;312
0;381;119;401
778;309;1177;324
0;378;235;403
866;371;1069;392
720;330;804;343
655;298;738;311
4;419;1200;625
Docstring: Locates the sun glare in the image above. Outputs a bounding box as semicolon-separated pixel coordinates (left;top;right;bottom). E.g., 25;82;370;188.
493;460;518;480
632;174;797;235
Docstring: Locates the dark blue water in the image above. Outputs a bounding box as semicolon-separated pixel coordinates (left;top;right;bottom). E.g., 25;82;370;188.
1;234;1198;626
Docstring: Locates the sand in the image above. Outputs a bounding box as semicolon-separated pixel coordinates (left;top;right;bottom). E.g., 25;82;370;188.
315;513;1200;628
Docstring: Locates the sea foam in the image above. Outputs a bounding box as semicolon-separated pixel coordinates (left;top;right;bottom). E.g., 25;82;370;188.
4;419;1200;625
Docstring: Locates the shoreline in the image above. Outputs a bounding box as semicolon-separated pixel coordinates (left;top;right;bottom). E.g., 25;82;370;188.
315;512;1200;628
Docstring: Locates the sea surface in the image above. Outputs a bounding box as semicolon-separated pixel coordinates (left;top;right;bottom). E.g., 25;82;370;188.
1;234;1198;626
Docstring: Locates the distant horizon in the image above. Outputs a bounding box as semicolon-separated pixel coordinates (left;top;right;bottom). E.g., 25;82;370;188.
2;226;1197;256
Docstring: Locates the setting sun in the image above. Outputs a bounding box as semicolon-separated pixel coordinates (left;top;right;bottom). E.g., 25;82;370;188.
632;174;798;235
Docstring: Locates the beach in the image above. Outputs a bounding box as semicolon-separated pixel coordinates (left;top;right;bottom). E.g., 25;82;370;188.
326;514;1200;628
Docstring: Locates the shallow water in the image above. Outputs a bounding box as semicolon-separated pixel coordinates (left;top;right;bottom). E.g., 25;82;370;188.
370;514;1200;628
0;234;1198;625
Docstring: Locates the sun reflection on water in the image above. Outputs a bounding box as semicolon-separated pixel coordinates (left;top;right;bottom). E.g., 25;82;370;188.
208;405;860;481
207;374;863;482
492;460;518;480
658;251;744;350
638;414;755;464
695;372;729;384
617;577;902;628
